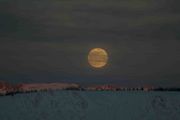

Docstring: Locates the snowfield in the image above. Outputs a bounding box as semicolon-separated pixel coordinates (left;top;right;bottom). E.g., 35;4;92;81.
0;91;179;120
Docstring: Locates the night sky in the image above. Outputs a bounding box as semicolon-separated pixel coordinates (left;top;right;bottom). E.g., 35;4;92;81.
0;0;180;87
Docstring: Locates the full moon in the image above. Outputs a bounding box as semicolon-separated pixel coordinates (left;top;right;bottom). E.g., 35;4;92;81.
88;48;108;68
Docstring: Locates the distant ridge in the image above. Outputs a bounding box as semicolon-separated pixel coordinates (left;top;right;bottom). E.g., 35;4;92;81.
0;81;180;96
0;81;80;95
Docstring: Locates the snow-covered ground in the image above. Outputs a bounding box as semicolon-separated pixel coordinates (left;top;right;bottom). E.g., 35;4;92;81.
0;91;179;120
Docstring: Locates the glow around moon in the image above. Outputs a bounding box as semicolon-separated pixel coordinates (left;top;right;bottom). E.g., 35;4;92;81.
88;48;108;68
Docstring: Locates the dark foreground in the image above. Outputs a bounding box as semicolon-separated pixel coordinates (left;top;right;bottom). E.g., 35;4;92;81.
0;91;180;120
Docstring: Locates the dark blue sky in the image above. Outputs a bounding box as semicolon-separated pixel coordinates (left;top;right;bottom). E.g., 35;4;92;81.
0;0;180;87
